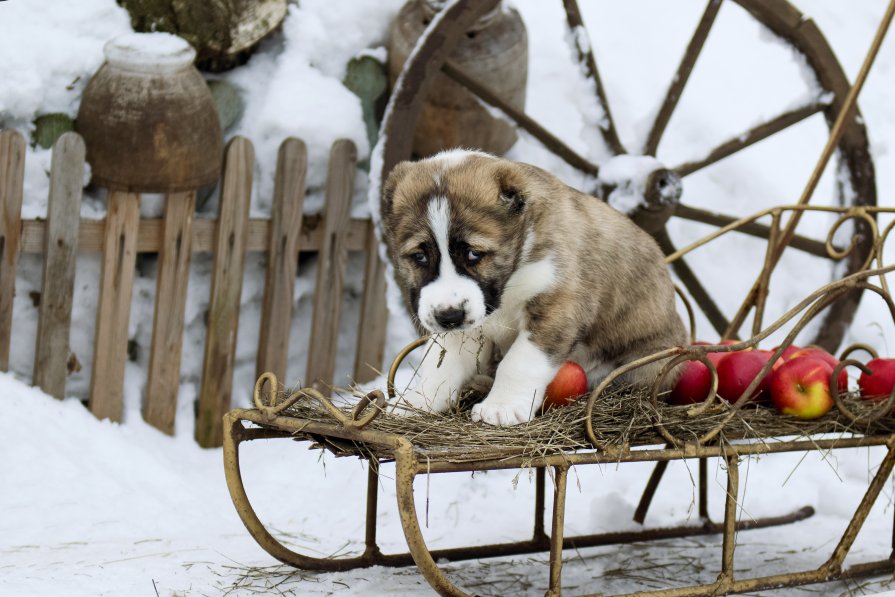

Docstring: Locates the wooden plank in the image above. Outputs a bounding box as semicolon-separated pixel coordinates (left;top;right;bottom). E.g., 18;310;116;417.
306;139;356;391
353;220;389;384
0;130;26;372
256;138;307;381
20;215;371;254
195;137;254;448
143;191;196;434
89;190;140;422
33;132;85;398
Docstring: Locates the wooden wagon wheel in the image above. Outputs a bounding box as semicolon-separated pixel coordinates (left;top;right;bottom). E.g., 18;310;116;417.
376;0;877;352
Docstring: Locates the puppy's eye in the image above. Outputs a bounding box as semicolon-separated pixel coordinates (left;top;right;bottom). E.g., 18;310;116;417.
466;249;483;265
411;252;428;265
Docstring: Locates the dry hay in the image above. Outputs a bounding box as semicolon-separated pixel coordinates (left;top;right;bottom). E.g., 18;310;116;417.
270;385;895;464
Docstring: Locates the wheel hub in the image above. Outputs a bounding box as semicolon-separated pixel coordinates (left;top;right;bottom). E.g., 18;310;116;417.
598;155;683;235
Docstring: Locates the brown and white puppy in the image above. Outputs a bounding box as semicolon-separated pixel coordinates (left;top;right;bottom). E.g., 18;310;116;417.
380;149;687;426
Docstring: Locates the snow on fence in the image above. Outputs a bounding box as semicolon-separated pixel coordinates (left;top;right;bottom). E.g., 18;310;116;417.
0;129;388;447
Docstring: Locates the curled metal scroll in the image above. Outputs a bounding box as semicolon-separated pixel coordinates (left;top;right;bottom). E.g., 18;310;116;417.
253;371;386;430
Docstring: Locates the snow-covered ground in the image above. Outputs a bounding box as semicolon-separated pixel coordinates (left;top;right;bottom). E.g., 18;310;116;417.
3;0;895;595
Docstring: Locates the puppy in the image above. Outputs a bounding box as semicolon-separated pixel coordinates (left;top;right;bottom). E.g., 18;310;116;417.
380;149;687;426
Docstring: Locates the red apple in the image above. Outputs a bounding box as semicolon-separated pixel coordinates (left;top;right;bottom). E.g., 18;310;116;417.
716;350;775;404
858;358;895;402
668;351;727;405
544;361;588;409
786;347;847;391
769;357;834;419
772;344;803;362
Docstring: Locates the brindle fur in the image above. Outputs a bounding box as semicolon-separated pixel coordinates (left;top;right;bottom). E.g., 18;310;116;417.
381;152;686;390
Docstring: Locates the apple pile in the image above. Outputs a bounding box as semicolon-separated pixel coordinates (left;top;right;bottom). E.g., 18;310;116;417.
542;349;895;421
670;343;859;420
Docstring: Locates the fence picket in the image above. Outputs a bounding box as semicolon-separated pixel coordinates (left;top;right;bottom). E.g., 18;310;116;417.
354;223;389;383
256;138;307;382
89;190;140;422
306;139;357;391
0;130;25;372
33;132;85;398
143;191;197;434
195;137;254;448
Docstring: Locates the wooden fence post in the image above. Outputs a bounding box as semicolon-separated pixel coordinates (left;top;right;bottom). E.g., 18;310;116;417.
306;139;357;391
143;190;197;434
196;137;253;447
0;130;25;372
256;138;307;382
89;190;140;421
354;223;389;383
33;132;85;398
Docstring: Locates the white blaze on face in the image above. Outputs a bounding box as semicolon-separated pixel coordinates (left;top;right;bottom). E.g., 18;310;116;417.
417;197;487;332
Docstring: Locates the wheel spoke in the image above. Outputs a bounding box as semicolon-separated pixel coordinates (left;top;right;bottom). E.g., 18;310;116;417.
673;103;823;177
442;60;600;176
656;228;732;339
643;0;722;156
674;203;834;258
562;0;626;155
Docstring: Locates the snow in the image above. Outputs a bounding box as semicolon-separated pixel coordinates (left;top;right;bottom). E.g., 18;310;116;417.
598;153;665;215
4;0;895;595
104;33;196;74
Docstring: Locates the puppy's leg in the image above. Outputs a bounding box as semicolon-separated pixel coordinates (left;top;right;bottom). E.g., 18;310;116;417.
396;331;491;414
471;331;558;426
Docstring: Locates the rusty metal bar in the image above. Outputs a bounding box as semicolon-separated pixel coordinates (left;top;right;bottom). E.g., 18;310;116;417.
826;442;895;571
593;558;895;597
534;467;548;542
699;457;709;520
364;461;381;556
720;455;739;581
547;466;569;597
673;203;832;258
393;442;468;597
750;211;782;337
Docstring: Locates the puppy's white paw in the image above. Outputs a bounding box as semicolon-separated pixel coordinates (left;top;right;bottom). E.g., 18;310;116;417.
471;388;539;426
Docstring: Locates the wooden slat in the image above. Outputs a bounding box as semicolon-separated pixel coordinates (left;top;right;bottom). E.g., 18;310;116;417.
306;140;356;391
0;130;25;372
195;137;254;448
256;138;307;381
143;191;196;434
89;190;140;422
33;132;85;398
20;215;371;254
354;220;389;384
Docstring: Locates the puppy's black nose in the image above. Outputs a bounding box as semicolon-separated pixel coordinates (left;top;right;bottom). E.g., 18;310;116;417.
434;308;466;329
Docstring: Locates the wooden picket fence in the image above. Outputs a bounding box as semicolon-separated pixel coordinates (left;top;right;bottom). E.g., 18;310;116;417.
0;129;388;447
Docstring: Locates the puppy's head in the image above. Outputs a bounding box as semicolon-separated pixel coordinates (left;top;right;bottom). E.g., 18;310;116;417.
381;150;530;333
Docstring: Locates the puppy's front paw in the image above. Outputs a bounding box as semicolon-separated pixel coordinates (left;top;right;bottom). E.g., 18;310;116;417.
471;387;540;426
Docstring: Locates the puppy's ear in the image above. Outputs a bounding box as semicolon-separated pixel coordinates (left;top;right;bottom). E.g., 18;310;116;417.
381;161;412;225
496;167;527;214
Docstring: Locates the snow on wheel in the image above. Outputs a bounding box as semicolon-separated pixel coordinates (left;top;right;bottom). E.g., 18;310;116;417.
375;0;876;353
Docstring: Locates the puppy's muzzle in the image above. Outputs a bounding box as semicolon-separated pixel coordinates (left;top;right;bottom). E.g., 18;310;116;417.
434;307;466;330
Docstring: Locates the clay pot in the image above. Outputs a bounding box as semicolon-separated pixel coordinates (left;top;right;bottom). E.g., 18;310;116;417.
388;0;528;157
76;33;222;193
